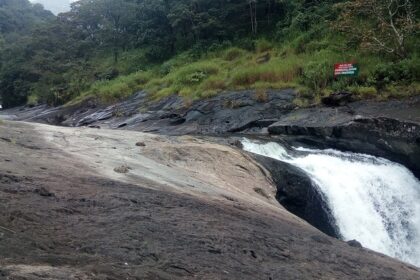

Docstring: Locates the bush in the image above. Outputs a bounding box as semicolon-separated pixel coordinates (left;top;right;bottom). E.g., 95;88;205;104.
171;61;220;86
208;41;232;53
160;61;174;75
372;59;419;88
236;38;255;51
75;70;153;104
302;61;332;91
200;76;226;91
296;86;314;99
145;45;172;62
27;94;39;106
254;89;268;103
256;39;273;53
224;47;245;61
94;68;119;81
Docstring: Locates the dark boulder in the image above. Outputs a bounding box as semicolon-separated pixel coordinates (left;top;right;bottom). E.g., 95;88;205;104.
347;240;363;248
228;139;243;149
269;116;420;179
322;92;353;107
256;52;271;64
251;154;340;238
135;142;146;147
35;187;55;197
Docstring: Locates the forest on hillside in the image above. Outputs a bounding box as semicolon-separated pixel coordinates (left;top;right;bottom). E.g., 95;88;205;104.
0;0;419;108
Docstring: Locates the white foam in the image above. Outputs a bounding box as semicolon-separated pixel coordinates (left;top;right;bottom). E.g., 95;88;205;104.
242;138;420;267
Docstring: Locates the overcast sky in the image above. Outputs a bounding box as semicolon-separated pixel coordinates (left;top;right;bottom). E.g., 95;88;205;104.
30;0;75;15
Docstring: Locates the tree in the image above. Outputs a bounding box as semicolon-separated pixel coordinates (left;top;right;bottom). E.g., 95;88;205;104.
69;0;136;63
249;0;258;35
334;0;418;58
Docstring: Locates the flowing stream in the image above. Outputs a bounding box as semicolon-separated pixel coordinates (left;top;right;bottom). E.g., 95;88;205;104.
241;138;420;267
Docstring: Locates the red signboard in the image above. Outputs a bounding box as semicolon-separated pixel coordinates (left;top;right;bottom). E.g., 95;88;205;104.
334;63;359;77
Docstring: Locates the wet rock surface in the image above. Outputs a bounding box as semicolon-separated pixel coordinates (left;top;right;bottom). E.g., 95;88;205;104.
2;91;419;242
268;115;420;178
1;121;420;279
251;154;340;238
32;92;420;177
0;89;297;134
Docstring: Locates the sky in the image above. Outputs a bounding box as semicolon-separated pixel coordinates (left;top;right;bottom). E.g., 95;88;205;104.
30;0;76;15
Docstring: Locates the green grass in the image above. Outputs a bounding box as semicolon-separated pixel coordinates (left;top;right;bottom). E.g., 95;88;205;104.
69;70;153;104
144;47;302;101
67;39;420;107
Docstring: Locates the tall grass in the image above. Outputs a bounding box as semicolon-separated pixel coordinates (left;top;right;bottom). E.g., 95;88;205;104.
231;55;302;87
70;71;153;104
69;38;419;106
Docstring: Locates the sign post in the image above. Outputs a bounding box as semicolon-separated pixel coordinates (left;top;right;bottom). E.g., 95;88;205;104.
334;63;359;77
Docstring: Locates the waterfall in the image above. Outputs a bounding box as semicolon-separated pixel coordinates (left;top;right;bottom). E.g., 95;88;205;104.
241;138;420;267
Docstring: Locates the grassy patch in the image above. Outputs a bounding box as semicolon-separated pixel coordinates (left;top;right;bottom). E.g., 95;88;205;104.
224;47;246;61
231;55;302;87
27;94;39;106
146;60;224;100
67;40;420;106
349;86;378;99
70;71;153;104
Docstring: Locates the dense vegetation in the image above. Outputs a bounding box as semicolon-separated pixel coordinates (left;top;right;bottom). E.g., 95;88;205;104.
0;0;419;108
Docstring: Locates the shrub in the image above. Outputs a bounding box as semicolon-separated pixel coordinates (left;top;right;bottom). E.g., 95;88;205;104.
296;86;313;99
256;39;273;53
350;86;378;99
183;97;193;108
145;45;172;62
160;61;174;75
372;60;419;88
236;38;255;51
208;41;232;53
94;68;119;81
224;47;245;61
170;61;220;86
254;89;268;103
200;76;226;91
27;94;39;106
302;61;332;91
74;70;154;104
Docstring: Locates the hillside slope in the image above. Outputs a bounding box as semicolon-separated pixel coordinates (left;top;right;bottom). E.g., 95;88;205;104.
0;0;418;108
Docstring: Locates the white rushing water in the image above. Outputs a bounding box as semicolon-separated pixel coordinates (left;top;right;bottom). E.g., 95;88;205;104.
241;138;420;267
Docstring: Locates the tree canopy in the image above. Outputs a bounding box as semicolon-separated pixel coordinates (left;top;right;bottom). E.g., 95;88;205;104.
0;0;418;108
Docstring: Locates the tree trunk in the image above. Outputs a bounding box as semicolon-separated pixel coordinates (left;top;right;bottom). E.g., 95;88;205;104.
114;47;119;63
249;0;257;35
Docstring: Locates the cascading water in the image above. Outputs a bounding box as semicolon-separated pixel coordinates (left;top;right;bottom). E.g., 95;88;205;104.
241;138;420;267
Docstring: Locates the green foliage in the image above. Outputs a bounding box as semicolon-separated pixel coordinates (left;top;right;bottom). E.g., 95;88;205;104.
224;47;245;61
0;0;418;108
302;61;331;92
146;60;223;99
74;71;153;104
371;59;419;88
256;39;273;53
349;86;378;99
231;55;302;87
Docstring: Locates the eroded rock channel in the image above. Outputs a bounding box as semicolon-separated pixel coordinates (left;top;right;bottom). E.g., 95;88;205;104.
1;89;420;279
